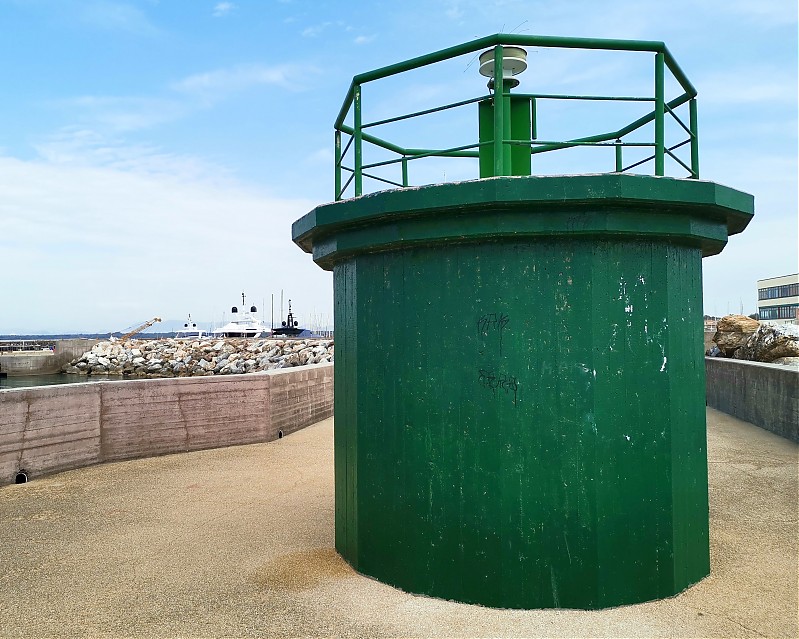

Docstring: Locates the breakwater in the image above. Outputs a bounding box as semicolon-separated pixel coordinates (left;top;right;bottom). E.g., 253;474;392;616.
706;357;799;443
0;339;98;376
1;363;333;486
63;337;333;377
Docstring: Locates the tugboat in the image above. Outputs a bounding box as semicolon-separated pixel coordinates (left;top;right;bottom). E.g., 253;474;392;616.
271;300;317;338
212;293;269;338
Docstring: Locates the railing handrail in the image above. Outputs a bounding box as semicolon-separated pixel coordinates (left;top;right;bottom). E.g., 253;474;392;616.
334;34;699;200
335;33;696;129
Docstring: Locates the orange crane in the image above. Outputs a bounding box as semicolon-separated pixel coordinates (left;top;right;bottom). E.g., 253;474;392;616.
118;317;162;342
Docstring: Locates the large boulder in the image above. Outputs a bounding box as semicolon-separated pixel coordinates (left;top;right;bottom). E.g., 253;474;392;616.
733;323;799;363
712;314;760;356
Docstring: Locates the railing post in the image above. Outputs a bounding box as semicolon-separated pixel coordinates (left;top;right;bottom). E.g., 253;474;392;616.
493;45;505;177
354;84;363;196
615;139;623;172
654;52;665;176
530;96;537;175
335;129;342;200
689;98;699;179
401;156;409;187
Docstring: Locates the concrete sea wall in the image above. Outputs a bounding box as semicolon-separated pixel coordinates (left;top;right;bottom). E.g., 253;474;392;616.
0;362;333;486
706;357;798;443
0;339;97;376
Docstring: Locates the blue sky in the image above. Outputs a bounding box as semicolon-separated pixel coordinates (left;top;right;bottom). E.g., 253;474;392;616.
0;0;796;333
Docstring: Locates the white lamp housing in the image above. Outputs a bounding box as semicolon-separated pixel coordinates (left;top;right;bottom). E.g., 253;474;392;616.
478;46;528;89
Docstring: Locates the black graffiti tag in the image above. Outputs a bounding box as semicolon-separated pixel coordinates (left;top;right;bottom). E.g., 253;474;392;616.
477;313;509;355
478;368;518;405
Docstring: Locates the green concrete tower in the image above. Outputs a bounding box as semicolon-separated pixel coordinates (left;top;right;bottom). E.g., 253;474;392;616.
292;34;753;610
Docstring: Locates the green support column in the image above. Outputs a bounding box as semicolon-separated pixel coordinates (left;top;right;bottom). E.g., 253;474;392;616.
655;52;665;176
530;96;537;173
493;45;505;177
479;93;531;177
334;129;342;200
690;98;700;178
293;174;753;610
354;84;363;196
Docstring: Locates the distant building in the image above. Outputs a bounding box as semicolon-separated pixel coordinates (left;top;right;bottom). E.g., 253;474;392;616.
757;273;799;324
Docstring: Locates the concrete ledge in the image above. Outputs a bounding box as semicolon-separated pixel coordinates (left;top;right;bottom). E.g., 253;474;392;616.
0;363;333;485
706;357;798;442
0;338;98;375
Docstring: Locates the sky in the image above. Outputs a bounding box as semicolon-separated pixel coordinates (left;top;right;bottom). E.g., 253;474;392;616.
0;0;796;334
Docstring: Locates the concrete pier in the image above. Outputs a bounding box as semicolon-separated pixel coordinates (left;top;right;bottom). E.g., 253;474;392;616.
0;363;333;486
0;338;96;376
706;356;799;442
0;407;795;637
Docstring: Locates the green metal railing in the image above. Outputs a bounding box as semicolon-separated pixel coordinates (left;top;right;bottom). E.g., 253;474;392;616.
334;34;699;200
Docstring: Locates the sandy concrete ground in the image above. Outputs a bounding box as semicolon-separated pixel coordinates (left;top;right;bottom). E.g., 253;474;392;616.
0;408;796;639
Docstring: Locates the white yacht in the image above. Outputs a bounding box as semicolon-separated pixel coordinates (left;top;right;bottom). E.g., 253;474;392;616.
174;314;210;340
212;293;269;338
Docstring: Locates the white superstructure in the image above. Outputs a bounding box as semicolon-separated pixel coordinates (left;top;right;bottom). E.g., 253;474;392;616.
212;293;269;338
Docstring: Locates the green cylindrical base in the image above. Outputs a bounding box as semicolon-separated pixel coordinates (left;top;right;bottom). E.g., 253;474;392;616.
334;238;709;609
293;175;754;609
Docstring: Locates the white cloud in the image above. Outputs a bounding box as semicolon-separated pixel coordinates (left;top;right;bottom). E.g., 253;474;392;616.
53;96;185;132
78;1;160;36
172;64;301;102
354;34;376;45
445;3;464;20
302;23;331;38
49;62;311;136
725;0;798;27
306;148;333;165
33;128;227;181
698;67;797;106
701;150;798;315
0;146;330;334
39;59;318;141
301;20;348;38
212;2;235;17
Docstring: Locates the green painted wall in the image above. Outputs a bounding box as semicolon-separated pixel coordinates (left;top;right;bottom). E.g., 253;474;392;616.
333;238;708;609
293;174;754;610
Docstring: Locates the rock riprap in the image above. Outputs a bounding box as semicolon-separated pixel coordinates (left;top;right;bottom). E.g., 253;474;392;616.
63;338;334;378
712;314;760;356
733;323;799;363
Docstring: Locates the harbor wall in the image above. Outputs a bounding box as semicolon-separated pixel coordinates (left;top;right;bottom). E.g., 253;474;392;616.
0;339;97;376
0;362;333;485
706;357;798;443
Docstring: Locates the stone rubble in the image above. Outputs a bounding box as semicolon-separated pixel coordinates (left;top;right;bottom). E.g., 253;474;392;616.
712;314;760;356
709;315;799;366
733;323;799;363
62;337;334;378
